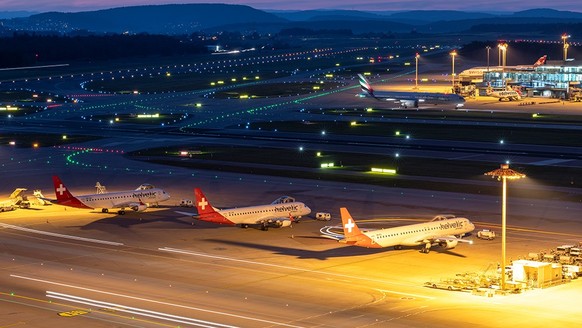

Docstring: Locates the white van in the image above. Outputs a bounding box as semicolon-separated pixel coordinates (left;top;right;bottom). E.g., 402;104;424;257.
315;212;331;221
179;199;194;207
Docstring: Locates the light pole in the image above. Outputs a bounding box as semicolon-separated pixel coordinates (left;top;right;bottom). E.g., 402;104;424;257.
415;52;420;89
484;164;526;291
450;50;457;90
562;33;570;61
498;43;508;82
486;46;491;72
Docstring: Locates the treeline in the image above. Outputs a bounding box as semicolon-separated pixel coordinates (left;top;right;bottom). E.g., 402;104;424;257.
0;33;208;68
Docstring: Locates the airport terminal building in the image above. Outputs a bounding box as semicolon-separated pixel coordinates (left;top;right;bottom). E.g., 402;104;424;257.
483;60;582;98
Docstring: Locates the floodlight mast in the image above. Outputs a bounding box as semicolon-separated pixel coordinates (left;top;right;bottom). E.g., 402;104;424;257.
484;164;526;291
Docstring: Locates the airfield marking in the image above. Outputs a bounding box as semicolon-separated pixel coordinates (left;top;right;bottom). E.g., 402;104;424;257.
11;274;306;328
0;223;124;246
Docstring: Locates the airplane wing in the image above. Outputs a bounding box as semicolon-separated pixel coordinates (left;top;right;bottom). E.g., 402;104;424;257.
112;201;147;212
418;235;473;245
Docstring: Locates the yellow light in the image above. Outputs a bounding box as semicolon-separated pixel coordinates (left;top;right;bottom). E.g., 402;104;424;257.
9;141;16;145
395;131;400;136
255;76;260;80
33;143;39;148
320;162;334;168
335;63;340;66
421;78;428;82
350;121;357;126
115;117;120;122
217;80;224;84
166;72;171;77
371;168;397;174
46;98;52;103
137;113;160;118
62;135;67;140
363;72;371;76
133;90;139;94
313;86;320;90
240;95;249;99
316;152;322;157
325;74;333;78
180;151;189;156
195;103;202;108
231;78;237;82
210;82;216;86
366;108;373;112
404;62;411;66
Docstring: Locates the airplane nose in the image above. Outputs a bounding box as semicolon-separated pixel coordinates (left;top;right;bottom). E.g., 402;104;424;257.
305;206;312;214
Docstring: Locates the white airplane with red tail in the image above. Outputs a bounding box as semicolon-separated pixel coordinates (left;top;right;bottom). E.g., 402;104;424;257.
175;188;311;230
50;176;170;215
322;207;474;253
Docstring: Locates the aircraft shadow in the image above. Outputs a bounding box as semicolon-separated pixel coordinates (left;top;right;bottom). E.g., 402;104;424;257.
205;239;468;260
76;214;196;230
205;238;394;260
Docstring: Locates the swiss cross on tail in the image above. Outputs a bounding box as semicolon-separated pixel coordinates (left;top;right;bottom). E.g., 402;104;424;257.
340;207;362;238
193;188;234;225
56;184;67;196
51;175;91;209
198;197;208;211
344;218;356;233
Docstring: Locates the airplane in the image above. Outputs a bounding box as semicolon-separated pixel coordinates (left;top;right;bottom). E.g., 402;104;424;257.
175;188;311;230
458;55;547;82
357;74;466;108
322;207;474;253
0;188;27;212
49;175;170;214
486;85;522;101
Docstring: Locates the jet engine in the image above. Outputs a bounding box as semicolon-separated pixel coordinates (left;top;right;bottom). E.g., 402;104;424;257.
276;220;292;228
131;204;148;212
400;100;419;108
439;239;458;249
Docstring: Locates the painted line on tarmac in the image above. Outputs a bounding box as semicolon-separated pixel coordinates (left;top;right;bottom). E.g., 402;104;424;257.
11;274;306;328
47;291;236;328
0;223;123;246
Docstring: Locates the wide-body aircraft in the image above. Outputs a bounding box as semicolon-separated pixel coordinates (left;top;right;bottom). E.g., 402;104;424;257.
176;188;311;230
50;176;170;214
322;207;474;253
357;74;465;108
458;55;547;82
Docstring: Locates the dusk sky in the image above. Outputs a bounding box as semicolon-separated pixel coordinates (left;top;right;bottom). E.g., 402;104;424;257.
2;0;581;13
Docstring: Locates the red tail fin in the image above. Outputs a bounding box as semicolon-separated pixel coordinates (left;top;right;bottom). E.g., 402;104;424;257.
52;176;91;208
340;207;379;248
340;207;363;239
194;188;234;225
533;55;547;67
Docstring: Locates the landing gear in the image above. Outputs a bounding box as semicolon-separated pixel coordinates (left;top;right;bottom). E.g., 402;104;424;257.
101;208;109;213
260;223;269;231
420;243;432;254
394;245;403;250
241;224;249;229
117;210;126;215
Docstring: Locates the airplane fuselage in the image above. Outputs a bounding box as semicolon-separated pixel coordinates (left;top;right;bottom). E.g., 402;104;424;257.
76;189;170;209
220;202;311;225
347;218;474;248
